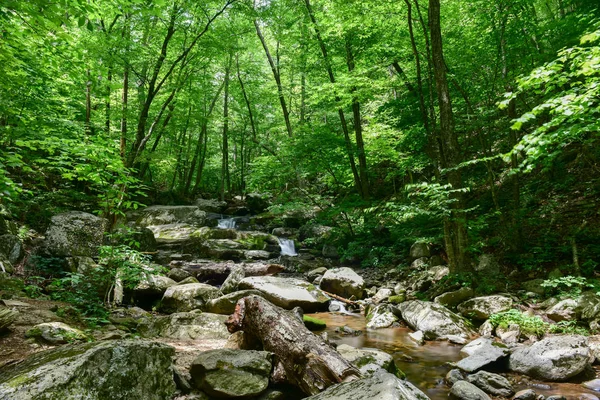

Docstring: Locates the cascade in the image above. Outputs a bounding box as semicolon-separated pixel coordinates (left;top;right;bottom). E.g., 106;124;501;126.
277;237;297;256
217;217;236;229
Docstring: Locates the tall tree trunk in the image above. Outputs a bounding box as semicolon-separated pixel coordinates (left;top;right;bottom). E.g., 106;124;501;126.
429;0;469;273
85;69;92;135
220;55;232;201
105;66;112;134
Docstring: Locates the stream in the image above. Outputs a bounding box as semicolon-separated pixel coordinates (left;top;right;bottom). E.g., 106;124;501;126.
311;311;600;400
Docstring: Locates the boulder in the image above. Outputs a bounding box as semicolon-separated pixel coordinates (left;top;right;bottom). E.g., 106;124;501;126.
25;322;88;344
446;369;465;385
298;224;333;244
135;205;207;227
220;265;245;294
195;198;227;213
496;323;521;345
190;349;272;398
134;274;177;296
336;344;399;377
474;254;500;276
138;311;229;340
160;283;222;313
521;279;546;296
449;381;491;400
409;242;430;259
466;371;514;397
408;331;425;345
512;389;537;400
546;298;579;322
246;193;270;214
455;337;510;373
0;340;175;400
238;276;329;312
320;267;365;299
304;369;429;400
457;296;513;321
168;268;192;282
205;290;264;315
0;308;18;331
398;300;475;341
44;211;107;257
434;287;474;309
306;267;328;282
405;265;449;292
366;304;399;329
372;288;394;304
0;234;22;264
508;335;592;381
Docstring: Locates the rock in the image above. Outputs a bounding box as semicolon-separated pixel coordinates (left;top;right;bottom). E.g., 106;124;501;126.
108;307;150;329
320;267;365;300
408;330;425;345
410;257;429;270
205;290;264;314
497;323;521;345
195;198;227;213
457;296;513;321
245;250;271;260
322;244;339;259
135;205;208;227
512;389;537;400
336;344;399;377
220;265;245;294
509;335;592;381
0;308;17;331
25;322;88;344
546;298;579;322
177;276;200;285
306;267;328;282
44;211;108;257
246;193;270;214
372;288;394;304
406;265;449;292
366;304;399;329
521;279;546;296
588;335;600;363
272;227;298;237
583;378;600;391
435;287;474;309
446;369;465;385
388;295;405;304
398;300;475;341
335;325;362;336
449;380;491;400
303;315;326;331
138;311;229;339
304;369;429;400
190;349;272;398
456;338;510;373
160;283;222;313
134;274;177;296
298;224;333;244
168;268;192;282
478;320;494;337
474;254;500;276
0;212;17;235
0;234;22;264
410;242;430;259
238;276;329;312
466;371;514;397
0;340;175;400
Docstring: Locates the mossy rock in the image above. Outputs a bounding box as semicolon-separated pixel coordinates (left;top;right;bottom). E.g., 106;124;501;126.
303;315;326;331
388;295;405;304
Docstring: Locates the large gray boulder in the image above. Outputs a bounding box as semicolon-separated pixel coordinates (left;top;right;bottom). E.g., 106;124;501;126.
336;344;399;377
466;371;514;397
190;349;273;398
0;234;22;264
138;311;229;340
0;340;175;400
449;380;491;400
366;304;399;329
205;290;264;315
238;276;329;312
134;274;177;296
44;211;108;257
220;265;245;294
304;369;429;400
398;300;475;341
508;335;592;381
409;242;430;259
135;205;208;227
319;267;365;299
434;287;474;309
457;296;513;321
25;322;88;344
160;283;222;313
455;337;510;373
545;298;579;322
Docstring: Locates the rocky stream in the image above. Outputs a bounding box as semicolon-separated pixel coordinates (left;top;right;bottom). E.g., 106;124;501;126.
1;198;600;399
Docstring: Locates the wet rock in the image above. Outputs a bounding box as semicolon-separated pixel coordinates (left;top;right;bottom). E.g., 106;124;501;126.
512;389;537;400
466;371;514;397
372;288;394;304
160;283;222;313
366;304;399;329
335;325;362;336
304;369;429;400
446;369;465;385
135;205;208;227
25;322;88;344
190;349;272;398
306;267;328;282
44;211;108;257
546;298;579;322
398;300;475;341
205;290;264;315
583;378;600;391
478;320;494;337
134;274;177;296
336;344;400;377
239;276;329;312
546;396;567;400
497;324;521;345
0;340;175;400
457;295;513;321
410;242;430;259
138;311;229;339
168;268;192;282
320;267;365;300
449;380;491;400
508;335;592;381
456;337;510;373
409;330;425;345
272;227;298;237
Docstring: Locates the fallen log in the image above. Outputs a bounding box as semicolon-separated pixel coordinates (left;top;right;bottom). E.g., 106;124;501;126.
170;262;284;284
321;290;359;306
226;295;361;395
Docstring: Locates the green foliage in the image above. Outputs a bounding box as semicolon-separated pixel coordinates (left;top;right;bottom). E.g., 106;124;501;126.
489;309;548;337
549;320;589;336
541;275;597;298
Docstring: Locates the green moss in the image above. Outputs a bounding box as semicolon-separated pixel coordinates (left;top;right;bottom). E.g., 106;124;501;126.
303;315;326;331
388;295;405;304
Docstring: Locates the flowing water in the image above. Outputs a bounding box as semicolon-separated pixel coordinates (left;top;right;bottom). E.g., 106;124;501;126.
277;238;297;256
311;311;600;400
217;217;237;229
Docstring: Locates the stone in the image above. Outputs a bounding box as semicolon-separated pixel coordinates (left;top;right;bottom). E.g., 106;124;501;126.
306;267;328;282
435;287;474;309
509;335;592;381
408;330;425;345
320;267;365;299
388;295;405;304
0;340;175;400
457;295;513;321
239;276;329;312
497;323;521;345
205;290;264;315
220;265;245;294
298;224;333;244
245;250;271;260
168;268;192;282
195;198;227;213
160;283;222;313
372;288;394;304
512;389;537;400
303;315;326;331
456;338;510;373
449;381;491;400
304;369;429;400
190;349;272;398
409;242;430;259
134;274;177;296
44;211;107;257
336;344;399;377
466;371;514;397
478;320;494;337
398;300;475;341
406;265;449;292
135;205;208;227
410;257;429;270
25;322;88;344
366;304;399;329
546;298;579;322
474;254;500;276
271;227;298;237
0;234;22;264
0;308;18;331
521;279;546;296
137;311;229;340
177;276;200;285
446;369;465;385
583;378;600;391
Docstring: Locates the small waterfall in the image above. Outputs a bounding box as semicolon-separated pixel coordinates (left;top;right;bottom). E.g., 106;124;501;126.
217;217;236;229
277;237;297;256
0;261;5;273
328;300;348;313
